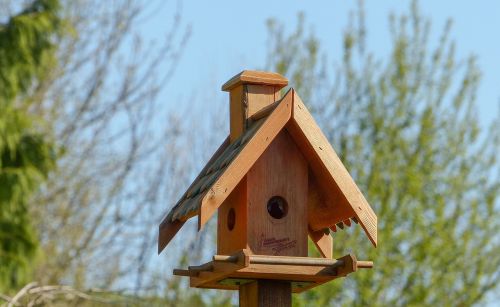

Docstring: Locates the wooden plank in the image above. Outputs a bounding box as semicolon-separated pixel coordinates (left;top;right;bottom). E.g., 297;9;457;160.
288;90;377;246
230;85;245;142
217;179;248;255
233;264;338;282
246;84;281;118
247;130;308;257
257;280;291;307
198;283;240;291
190;250;250;287
309;228;333;259
239;280;291;307
239;281;258;307
222;70;288;92
198;90;293;230
191;261;245;288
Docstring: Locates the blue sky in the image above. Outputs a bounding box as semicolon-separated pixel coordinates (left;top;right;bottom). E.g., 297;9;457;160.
143;0;499;129
144;1;498;303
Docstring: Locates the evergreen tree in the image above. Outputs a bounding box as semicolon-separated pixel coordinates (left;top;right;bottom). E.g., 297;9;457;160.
0;0;61;291
267;1;500;306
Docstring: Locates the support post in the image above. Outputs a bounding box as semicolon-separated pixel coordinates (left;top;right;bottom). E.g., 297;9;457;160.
239;280;291;307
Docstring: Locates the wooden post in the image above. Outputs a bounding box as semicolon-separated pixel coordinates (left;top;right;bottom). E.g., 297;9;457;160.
239;280;291;307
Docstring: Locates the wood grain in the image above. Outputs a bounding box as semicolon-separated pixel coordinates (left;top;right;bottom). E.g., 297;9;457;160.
246;84;281;118
182;252;364;293
309;228;332;258
217;179;248;255
247;130;308;257
230;85;246;142
222;70;288;92
288;90;377;246
305;173;354;232
199;90;293;230
240;280;291;307
239;281;259;307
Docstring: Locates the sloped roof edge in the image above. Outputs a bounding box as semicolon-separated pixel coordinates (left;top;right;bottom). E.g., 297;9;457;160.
290;91;377;246
198;90;293;229
158;89;293;254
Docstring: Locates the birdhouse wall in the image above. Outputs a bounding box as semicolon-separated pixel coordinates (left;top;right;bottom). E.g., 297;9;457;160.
247;130;308;256
217;179;248;254
217;130;308;256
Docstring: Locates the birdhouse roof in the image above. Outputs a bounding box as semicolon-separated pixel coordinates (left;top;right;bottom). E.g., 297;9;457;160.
159;89;377;254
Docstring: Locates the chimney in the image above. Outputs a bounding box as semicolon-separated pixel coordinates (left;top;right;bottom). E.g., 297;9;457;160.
222;70;288;142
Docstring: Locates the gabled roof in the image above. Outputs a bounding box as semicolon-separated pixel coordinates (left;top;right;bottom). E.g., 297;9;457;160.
159;89;377;253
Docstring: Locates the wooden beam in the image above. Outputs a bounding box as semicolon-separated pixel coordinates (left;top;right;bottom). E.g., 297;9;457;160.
240;280;291;307
239;281;258;307
229;85;246;142
222;70;288;92
309;228;333;259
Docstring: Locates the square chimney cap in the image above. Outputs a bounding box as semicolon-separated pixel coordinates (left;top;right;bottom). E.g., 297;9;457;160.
222;70;288;91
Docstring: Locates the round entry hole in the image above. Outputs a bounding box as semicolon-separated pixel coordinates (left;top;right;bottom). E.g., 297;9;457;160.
267;196;288;219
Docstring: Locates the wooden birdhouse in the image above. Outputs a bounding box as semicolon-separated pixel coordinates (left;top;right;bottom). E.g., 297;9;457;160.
158;71;377;305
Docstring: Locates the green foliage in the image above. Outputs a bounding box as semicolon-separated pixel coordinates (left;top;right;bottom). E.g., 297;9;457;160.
0;0;60;292
267;1;500;306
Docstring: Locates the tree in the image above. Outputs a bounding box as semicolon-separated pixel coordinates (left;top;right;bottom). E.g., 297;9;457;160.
0;0;193;300
0;0;61;291
23;0;191;294
267;1;500;306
